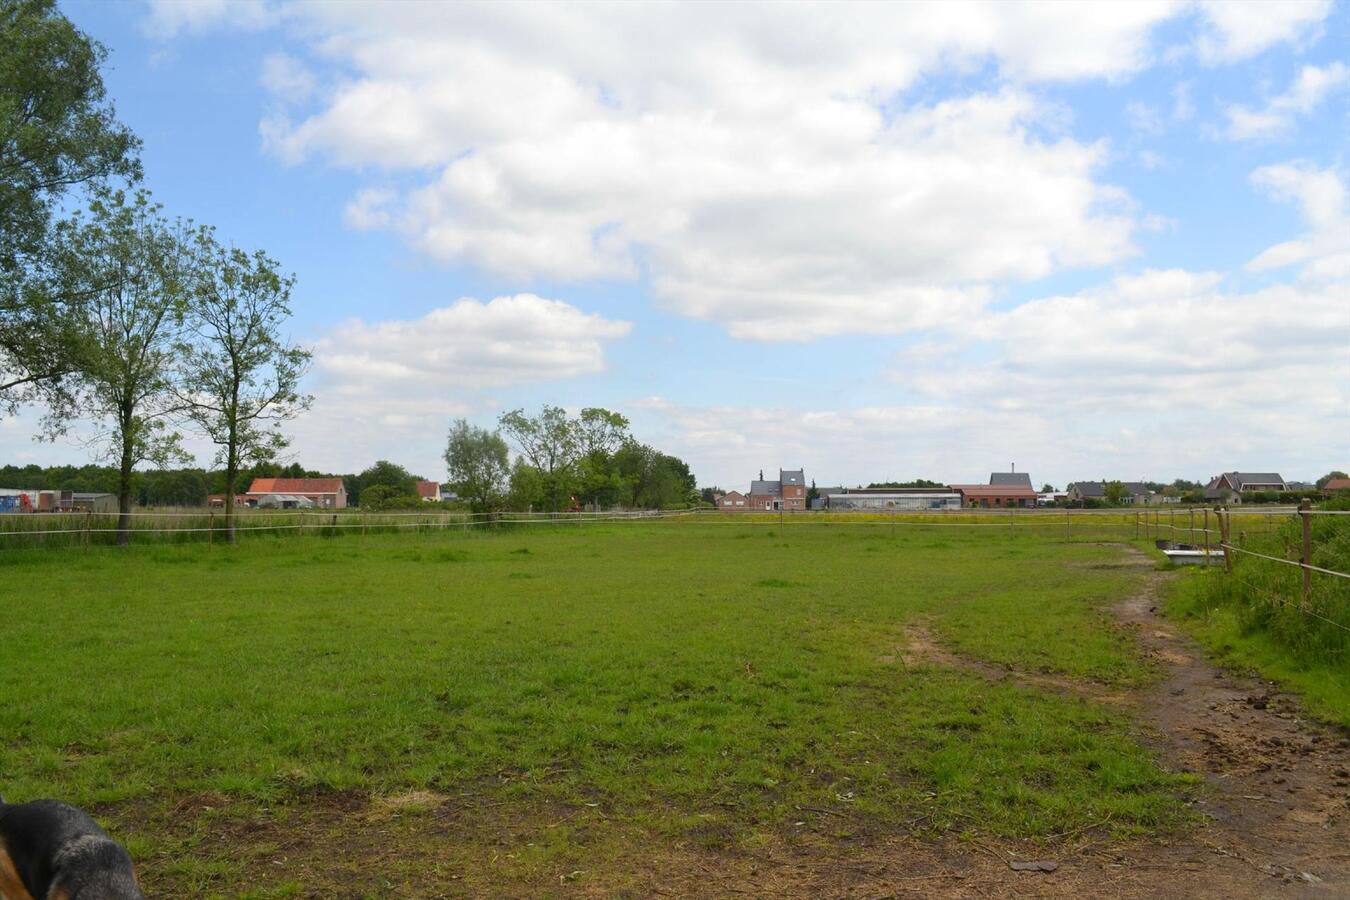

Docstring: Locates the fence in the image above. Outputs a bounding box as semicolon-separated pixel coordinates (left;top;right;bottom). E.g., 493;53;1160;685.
0;507;703;549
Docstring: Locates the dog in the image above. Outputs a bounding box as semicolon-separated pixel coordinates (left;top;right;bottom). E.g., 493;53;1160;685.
0;798;143;900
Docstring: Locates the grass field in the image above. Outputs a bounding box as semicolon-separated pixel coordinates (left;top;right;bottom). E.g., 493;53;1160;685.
0;522;1198;894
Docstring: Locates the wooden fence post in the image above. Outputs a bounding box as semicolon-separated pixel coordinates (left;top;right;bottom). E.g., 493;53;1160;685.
1203;508;1210;561
1219;506;1232;573
208;511;214;547
84;509;91;550
1300;499;1312;605
1066;508;1071;542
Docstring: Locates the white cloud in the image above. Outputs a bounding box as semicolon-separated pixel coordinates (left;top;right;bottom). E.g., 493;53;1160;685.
260;52;316;104
645;264;1348;488
343;188;395;231
258;3;1158;339
314;293;631;391
1246;162;1350;281
143;0;278;38
1193;0;1331;63
1127;101;1165;135
1224;62;1350;139
275;294;633;475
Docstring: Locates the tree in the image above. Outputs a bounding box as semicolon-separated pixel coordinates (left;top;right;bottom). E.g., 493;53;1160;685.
575;407;629;456
444;419;509;513
806;480;819;505
1103;480;1127;506
44;190;193;544
1040;483;1055;493
1;0;141;406
1317;471;1348;489
176;235;311;541
356;460;419;506
498;405;580;510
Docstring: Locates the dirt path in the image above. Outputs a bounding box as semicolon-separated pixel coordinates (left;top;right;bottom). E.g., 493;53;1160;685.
1100;547;1350;896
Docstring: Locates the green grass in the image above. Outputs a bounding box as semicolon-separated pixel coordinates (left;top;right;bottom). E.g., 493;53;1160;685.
1165;569;1350;728
0;523;1194;890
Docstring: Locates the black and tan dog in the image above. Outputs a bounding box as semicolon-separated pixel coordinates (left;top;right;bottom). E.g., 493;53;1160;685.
0;799;143;900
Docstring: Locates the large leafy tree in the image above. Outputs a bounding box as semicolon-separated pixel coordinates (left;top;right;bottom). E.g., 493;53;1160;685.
176;233;311;541
0;0;140;406
498;405;581;510
444;419;509;513
44;190;194;544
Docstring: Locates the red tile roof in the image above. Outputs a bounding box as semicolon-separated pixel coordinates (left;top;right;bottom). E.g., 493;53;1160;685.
948;484;1039;498
248;478;346;495
1325;478;1350;491
417;480;440;499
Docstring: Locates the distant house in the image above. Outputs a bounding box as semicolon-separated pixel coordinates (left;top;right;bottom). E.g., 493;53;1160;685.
247;477;347;509
717;490;748;510
1325;478;1350;493
1066;481;1155;505
1204;472;1286;502
416;480;440;502
745;468;807;511
949;469;1038;508
949;484;1039;508
439;485;459;502
989;471;1034;489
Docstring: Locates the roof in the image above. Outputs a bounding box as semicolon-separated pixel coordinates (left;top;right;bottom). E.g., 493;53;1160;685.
720;490;746;498
1210;472;1285;490
1325;478;1350;491
780;469;805;486
989;472;1033;488
416;480;440;500
1068;481;1152;498
749;480;782;496
248;477;346;494
948;484;1039;498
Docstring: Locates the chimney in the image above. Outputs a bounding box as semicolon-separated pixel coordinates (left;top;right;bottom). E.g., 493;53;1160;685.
1011;463;1015;472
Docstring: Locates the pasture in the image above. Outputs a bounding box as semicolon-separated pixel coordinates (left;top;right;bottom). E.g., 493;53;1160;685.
0;521;1225;895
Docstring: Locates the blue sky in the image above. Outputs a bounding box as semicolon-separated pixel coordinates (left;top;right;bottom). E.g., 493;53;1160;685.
4;0;1347;490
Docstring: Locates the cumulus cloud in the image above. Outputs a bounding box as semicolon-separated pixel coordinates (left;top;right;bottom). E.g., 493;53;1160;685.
143;0;278;38
314;293;631;391
255;4;1168;339
260;52;316;104
1224;62;1350;139
1193;0;1331;63
642;264;1348;487
1246;162;1350;281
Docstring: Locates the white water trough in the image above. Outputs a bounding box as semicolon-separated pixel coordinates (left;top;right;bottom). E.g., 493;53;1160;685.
1155;540;1224;567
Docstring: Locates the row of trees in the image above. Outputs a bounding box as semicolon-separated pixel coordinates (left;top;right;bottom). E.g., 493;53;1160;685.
445;406;698;512
2;1;309;543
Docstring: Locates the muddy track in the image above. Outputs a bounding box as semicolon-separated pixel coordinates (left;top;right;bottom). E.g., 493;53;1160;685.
1099;547;1350;897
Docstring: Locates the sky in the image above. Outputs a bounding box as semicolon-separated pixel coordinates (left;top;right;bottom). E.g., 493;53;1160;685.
3;0;1347;491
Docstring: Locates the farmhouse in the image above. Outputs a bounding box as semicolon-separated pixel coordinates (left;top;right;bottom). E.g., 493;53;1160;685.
247;477;348;509
949;470;1038;508
1325;478;1350;493
716;490;748;510
1065;481;1155;505
745;468;807;511
416;480;440;502
1204;471;1287;502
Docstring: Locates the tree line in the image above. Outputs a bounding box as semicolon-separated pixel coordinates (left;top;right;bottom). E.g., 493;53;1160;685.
446;406;698;513
2;1;308;543
0;459;446;510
